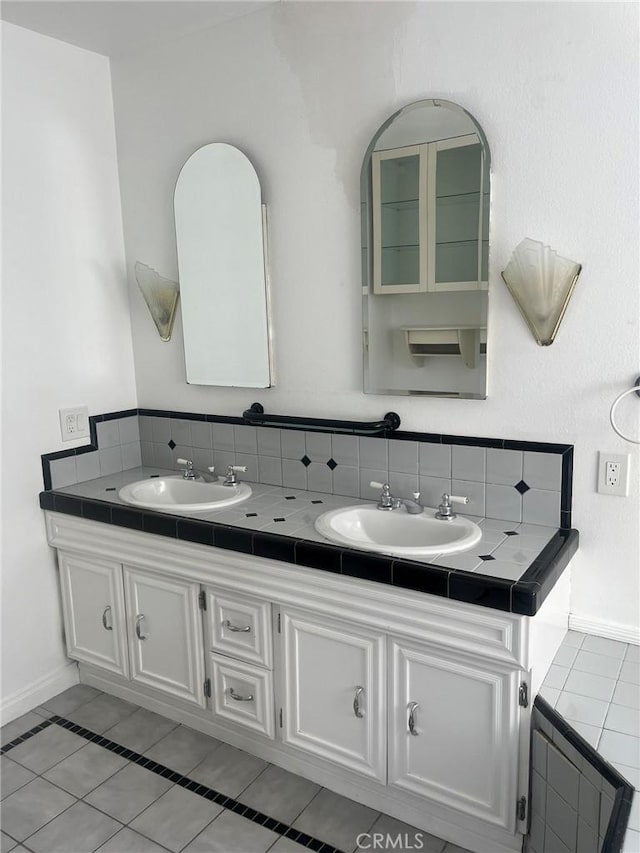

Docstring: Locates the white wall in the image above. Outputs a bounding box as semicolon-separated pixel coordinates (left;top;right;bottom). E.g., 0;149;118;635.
1;22;137;715
109;1;637;639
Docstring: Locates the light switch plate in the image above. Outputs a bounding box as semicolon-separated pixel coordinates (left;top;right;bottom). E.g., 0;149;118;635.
597;451;630;497
59;406;90;442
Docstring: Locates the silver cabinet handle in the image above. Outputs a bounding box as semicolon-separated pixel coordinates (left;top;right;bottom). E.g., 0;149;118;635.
101;606;113;631
353;686;365;718
224;619;251;633
135;614;148;640
408;701;419;736
228;687;254;702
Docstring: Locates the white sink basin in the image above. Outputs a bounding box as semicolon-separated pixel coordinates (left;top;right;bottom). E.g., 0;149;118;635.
118;476;252;513
314;504;481;557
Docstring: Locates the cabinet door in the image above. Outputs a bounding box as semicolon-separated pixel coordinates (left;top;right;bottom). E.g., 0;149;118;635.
124;567;205;707
388;637;520;831
280;608;385;781
58;552;128;678
372;145;427;294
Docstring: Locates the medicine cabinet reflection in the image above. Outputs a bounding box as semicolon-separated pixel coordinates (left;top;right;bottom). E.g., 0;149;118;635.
174;143;273;388
362;100;490;398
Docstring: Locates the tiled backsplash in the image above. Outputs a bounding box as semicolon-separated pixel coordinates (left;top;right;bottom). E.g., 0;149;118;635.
528;697;633;853
43;409;573;528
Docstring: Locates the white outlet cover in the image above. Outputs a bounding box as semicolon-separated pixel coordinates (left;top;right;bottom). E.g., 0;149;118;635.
59;406;90;442
597;451;630;497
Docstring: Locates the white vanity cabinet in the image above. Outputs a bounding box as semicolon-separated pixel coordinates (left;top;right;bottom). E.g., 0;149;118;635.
279;607;386;782
58;552;129;678
388;636;520;832
58;551;206;708
46;512;569;853
123;567;206;707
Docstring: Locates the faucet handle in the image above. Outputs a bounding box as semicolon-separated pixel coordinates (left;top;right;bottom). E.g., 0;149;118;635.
176;458;192;467
412;491;421;501
230;465;247;473
207;466;216;475
369;480;385;490
449;495;469;504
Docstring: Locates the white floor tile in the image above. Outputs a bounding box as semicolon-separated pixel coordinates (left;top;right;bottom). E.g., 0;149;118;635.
556;692;609;728
613;681;640;710
605;703;640;737
613;763;640;791
623;828;639;853
562;631;586;649
581;635;628;659
625;645;640;663
573;649;624;680
543;665;570;690
567;720;602;749
620;659;640;685
539;686;560;707
563;669;617;702
598;730;640;769
553;646;579;668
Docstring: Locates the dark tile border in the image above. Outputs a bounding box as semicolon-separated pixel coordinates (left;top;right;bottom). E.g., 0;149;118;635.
532;696;634;853
1;714;347;853
40;407;574;527
39;489;577;615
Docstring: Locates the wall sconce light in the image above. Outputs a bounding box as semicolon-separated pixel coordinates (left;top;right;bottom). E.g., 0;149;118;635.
135;262;180;342
501;238;582;346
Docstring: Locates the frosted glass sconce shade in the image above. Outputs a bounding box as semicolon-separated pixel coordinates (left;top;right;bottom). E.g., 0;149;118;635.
135;262;180;342
501;238;581;346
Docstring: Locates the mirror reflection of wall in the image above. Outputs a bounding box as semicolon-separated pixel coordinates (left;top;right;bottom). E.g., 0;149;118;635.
174;143;273;388
362;100;490;399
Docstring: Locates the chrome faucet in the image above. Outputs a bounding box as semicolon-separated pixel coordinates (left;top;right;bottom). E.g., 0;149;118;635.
370;482;424;513
223;465;248;487
435;493;469;521
176;458;216;481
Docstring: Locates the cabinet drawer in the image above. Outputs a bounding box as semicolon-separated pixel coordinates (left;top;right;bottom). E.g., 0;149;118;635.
210;654;275;739
206;589;272;668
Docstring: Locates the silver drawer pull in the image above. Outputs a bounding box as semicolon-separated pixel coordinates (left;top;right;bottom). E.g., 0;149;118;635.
135;614;148;640
228;687;254;702
408;701;420;736
224;619;251;633
102;606;113;631
353;686;365;718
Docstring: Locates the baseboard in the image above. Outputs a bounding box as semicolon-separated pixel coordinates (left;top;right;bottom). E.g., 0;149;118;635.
0;661;79;723
569;614;640;645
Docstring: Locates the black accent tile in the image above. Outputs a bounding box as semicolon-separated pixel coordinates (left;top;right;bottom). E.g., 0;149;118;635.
342;550;392;585
449;571;512;612
262;818;279;832
105;487;116;492
284;495;297;500
150;474;160;479
561;447;574;525
143;512;177;538
82;501;112;524
203;789;217;801
272;822;289;836
111;506;144;530
39;491;55;511
213;525;253;554
301;455;311;467
442;433;504;449
306;839;324;852
254;533;296;563
273;517;286;523
392;561;449;597
478;554;495;561
515;480;530;494
101;408;139;421
391;430;442;443
504;530;518;536
246;512;258;518
511;581;541;616
503;439;572;454
560;510;572;530
326;458;337;470
53;494;83;516
311;499;323;504
177;519;214;546
41;457;52;491
295;541;342;574
167;439;176;450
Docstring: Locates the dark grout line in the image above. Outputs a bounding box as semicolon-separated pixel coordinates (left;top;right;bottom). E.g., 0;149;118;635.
2;714;349;853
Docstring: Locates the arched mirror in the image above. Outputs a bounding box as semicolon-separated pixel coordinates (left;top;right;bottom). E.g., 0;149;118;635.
361;100;490;398
174;143;273;387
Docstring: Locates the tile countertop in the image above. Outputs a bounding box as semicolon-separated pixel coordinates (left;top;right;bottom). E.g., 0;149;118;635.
39;467;579;617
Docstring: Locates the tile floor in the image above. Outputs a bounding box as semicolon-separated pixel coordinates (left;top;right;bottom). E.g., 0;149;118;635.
1;685;471;853
539;631;640;852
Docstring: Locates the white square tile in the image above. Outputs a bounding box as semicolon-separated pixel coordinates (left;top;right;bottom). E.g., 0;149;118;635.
523;451;563;491
598;729;640;768
568;721;602;749
626;645;640;663
582;635;628;659
604;703;640;737
553;645;579;668
573;649;624;679
620;659;640;685
543;665;570;690
563;669;617;702
613;681;640;710
555;691;609;727
539;686;560;707
562;631;586;649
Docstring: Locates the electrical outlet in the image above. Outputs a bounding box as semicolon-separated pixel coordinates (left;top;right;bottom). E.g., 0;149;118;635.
59;406;90;442
597;452;630;497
